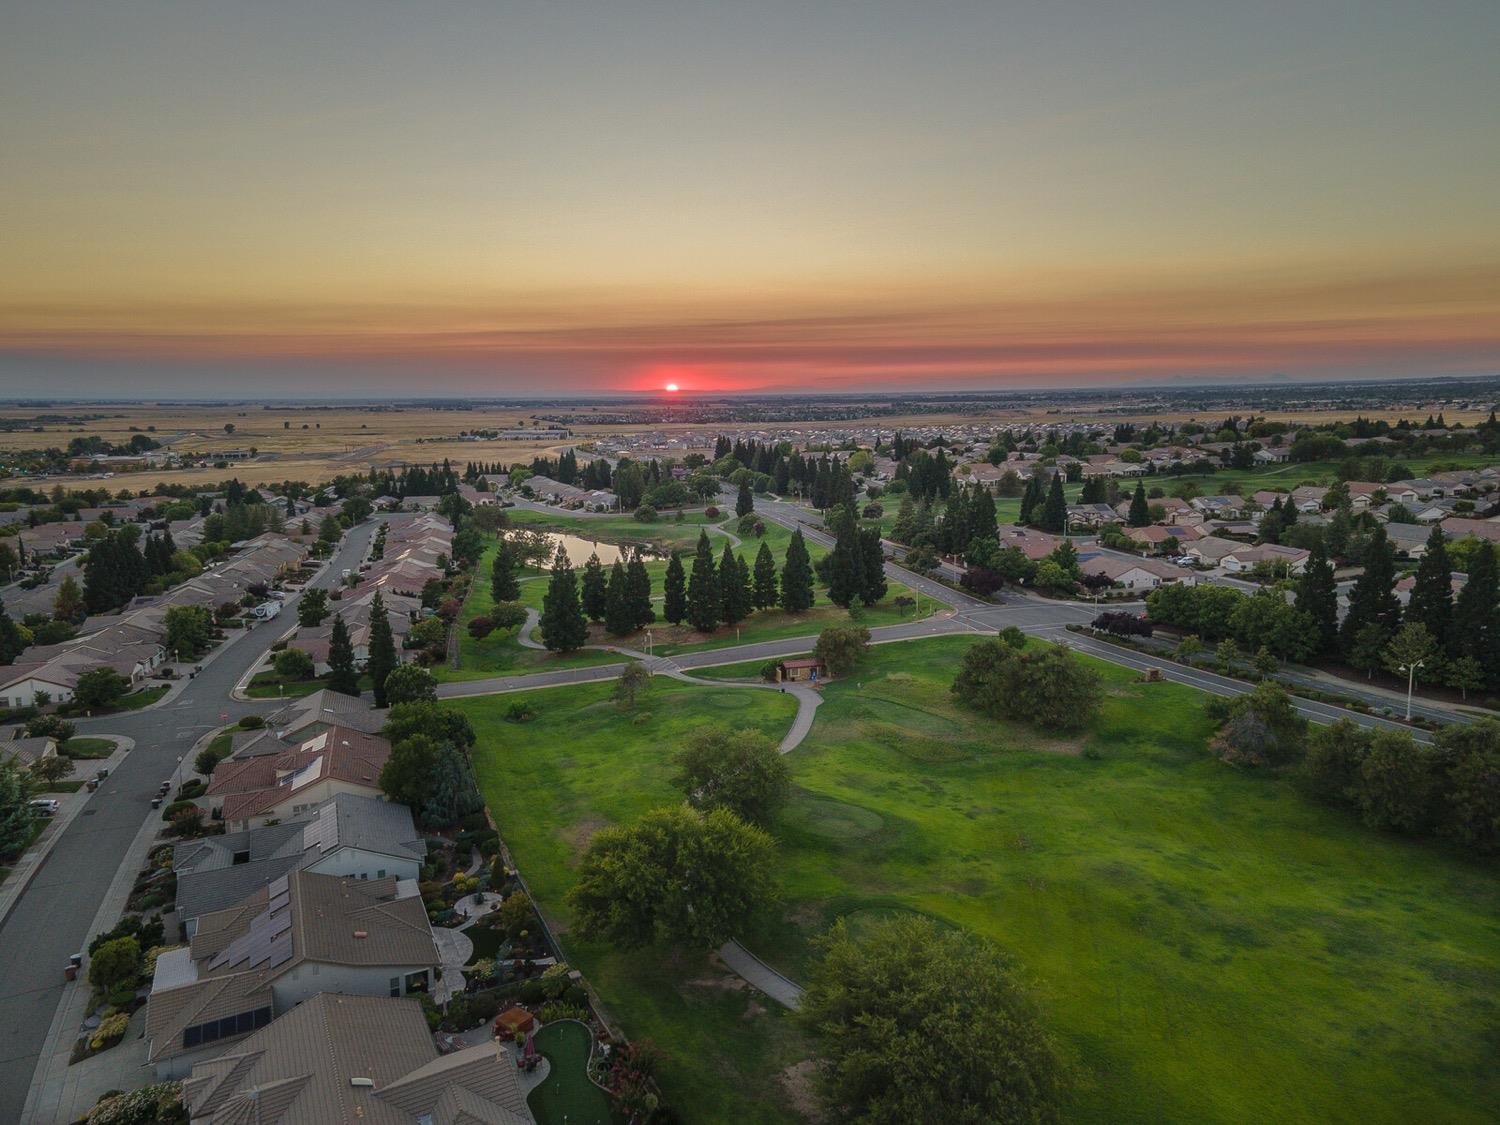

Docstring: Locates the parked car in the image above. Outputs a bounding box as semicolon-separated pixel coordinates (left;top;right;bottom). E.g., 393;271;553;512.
29;798;60;817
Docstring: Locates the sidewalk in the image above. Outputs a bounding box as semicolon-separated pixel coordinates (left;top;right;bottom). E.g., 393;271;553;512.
0;737;135;929
20;790;170;1125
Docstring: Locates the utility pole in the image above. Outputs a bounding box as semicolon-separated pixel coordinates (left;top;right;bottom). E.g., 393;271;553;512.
1400;658;1425;722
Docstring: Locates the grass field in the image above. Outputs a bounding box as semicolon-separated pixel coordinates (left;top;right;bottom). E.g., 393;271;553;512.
526;1020;614;1125
59;737;115;758
457;679;808;1123
465;638;1500;1124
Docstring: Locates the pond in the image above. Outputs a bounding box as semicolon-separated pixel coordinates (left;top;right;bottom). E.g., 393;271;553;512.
532;532;640;567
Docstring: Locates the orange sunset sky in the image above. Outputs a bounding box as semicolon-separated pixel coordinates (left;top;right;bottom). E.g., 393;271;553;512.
1;1;1497;396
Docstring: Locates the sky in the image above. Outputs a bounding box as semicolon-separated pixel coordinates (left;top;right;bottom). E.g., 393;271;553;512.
1;0;1497;398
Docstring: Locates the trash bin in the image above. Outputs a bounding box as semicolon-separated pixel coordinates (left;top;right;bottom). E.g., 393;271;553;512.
151;797;162;809
63;965;77;982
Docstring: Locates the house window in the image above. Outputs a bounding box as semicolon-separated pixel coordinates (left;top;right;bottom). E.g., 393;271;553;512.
389;976;401;997
404;970;429;994
232;850;250;866
376;870;385;879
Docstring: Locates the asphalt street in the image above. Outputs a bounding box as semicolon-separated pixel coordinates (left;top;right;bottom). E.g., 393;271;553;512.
0;520;378;1122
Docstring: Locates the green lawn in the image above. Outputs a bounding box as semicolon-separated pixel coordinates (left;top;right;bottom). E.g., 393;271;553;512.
60;737;115;759
458;680;808;1123
526;1020;614;1125
111;685;169;711
465;638;1500;1124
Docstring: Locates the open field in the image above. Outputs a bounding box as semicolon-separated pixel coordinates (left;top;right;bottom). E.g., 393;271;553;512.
458;680;807;1124
465;637;1500;1124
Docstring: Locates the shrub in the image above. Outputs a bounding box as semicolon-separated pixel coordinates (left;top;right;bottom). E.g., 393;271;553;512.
273;648;315;680
160;798;195;823
704;506;719;519
89;935;141;993
85;1081;185;1125
504;700;536;722
237;714;265;730
633;504;658;523
519;979;547;1004
538;1001;590;1023
89;1011;131;1051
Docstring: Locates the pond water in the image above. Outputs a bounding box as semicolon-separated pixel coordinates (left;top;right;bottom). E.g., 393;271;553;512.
541;532;629;566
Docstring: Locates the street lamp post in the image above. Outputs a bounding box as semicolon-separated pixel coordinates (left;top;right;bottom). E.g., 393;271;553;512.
1400;658;1425;722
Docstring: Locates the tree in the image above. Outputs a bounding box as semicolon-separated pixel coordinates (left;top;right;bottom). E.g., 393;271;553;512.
164;604;214;658
1038;475;1067;533
491;541;521;602
1405;527;1453;643
1207;680;1307;768
662;553;687;625
797;915;1064;1125
326;614;359;696
626;550;655;629
1446;655;1485;701
1355;732;1438;834
1433;720;1500;854
1340;526;1400;658
672;728;790;826
274;647;315;680
0;601;27;665
952;638;1103;731
52;575;86;625
736;479;754;518
719;544;750;625
814;624;872;678
73;667;130;710
297;587;329;627
1299;719;1370;805
613;661;652;708
1215;637;1242;675
1127;481;1150;527
0;761;33;860
779;528;815;613
567;805;777;950
382;699;475;751
1253;645;1278;678
379;733;441;808
384;663;437;705
539;545;589;652
1294;539;1339;656
686;531;720;633
751;542;778;610
1382;621;1437;687
419;741;484;829
603;560;632;636
88;935;142;993
362;592;398;708
581;553;608;622
1447;542;1499;688
1175;634;1203;662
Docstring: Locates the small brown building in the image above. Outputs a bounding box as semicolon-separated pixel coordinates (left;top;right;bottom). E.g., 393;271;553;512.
776;658;827;683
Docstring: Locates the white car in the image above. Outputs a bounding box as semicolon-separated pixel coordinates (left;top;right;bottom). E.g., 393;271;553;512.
29;798;61;817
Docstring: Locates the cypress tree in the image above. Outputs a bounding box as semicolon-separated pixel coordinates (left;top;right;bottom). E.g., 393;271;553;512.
1295;538;1339;655
539;545;589;652
1039;475;1068;533
491;541;520;602
1019;473;1042;525
605;560;633;636
825;510;863;608
626;550;655;628
736;480;754;518
1405;526;1452;644
1340;526;1401;656
1127;481;1150;527
663;553;687;624
735;554;752;620
1447;542;1500;686
0;600;27;665
718;544;744;624
969;486;997;544
686;531;720;632
366;592;398;708
780;528;815;613
752;542;778;610
859;526;887;605
581;552;608;622
327;614;360;696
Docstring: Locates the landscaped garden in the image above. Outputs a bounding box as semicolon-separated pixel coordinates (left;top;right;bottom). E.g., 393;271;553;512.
463;636;1500;1124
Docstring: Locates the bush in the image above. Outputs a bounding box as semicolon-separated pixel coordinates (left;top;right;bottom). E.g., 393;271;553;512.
237;714;265;729
26;714;76;742
273;648;315;680
519;979;547;1005
89;1011;131;1051
89;935;141;993
504;700;536;722
633;504;658;523
704;506;719;519
85;1081;186;1125
1091;611;1153;638
160;798;196;823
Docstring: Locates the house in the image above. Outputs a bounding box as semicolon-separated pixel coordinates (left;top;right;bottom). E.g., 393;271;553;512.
174;793;425;936
1384;522;1435;557
995;525;1064;561
1184;536;1241;566
145;871;439;1077
1066;503;1120;530
1220;543;1310;575
1190;495;1246;519
1076;552;1197;590
776;657;826;682
1253;447;1291;464
201;726;391;831
1440;517;1500;544
178;993;533;1124
267;689;387;742
1;735;58;768
1289;486;1327;513
1128;524;1202;552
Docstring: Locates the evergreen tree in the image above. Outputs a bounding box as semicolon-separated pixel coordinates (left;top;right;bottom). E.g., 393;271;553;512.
859;526;887;605
663;553;687;624
717;544;744;624
891;495;918;544
327;614;360;696
0;601;27;665
1405;526;1453;644
366;592;398;708
686;530;720;632
53;575;86;625
418;741;485;829
581;552;608;622
825;509;863;608
1340;526;1401;656
605;560;633;636
752;542;779;610
736;480;754;518
539;545;589;652
1127;481;1150;527
780;528;815;612
626;550;655;629
1039;475;1067;533
490;541;520;602
1295;538;1340;655
1018;473;1043;525
969;487;998;544
0;760;35;859
1447;542;1500;687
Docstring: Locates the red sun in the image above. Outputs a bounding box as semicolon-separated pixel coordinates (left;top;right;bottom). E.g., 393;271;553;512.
664;383;679;392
